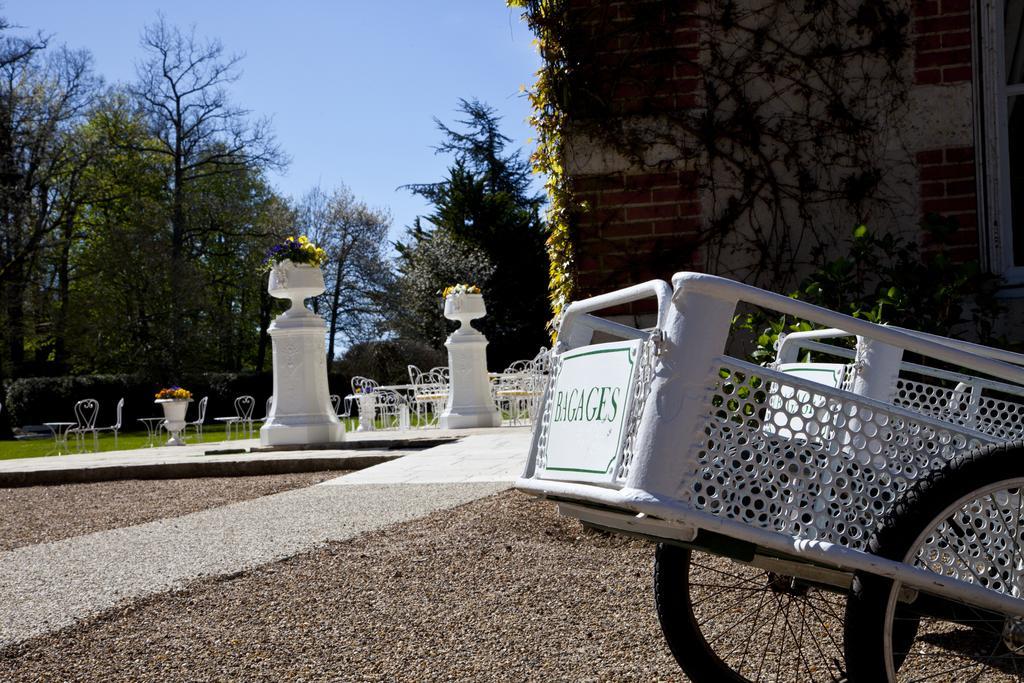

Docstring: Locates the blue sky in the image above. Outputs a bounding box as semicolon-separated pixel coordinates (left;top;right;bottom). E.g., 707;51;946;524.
7;0;543;243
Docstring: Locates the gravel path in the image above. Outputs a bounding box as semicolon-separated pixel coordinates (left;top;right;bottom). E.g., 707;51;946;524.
0;481;507;647
0;471;346;552
0;491;684;682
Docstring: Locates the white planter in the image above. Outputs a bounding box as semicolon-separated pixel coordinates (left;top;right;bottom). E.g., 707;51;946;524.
439;292;501;429
156;398;191;446
444;293;486;335
268;260;325;318
261;259;344;446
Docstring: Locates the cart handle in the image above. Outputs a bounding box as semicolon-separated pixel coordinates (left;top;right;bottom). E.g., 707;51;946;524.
672;272;1024;387
557;279;672;352
777;327;1024;367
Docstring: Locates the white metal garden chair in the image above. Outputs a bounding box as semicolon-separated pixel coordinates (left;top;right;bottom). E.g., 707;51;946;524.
68;398;100;452
185;396;208;442
94;397;124;448
214;395;255;440
408;365;448;428
348;376;379;431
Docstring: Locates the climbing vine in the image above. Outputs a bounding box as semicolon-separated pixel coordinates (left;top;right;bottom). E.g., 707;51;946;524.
508;0;574;327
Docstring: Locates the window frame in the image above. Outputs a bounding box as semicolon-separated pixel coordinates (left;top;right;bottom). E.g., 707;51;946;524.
977;0;1024;285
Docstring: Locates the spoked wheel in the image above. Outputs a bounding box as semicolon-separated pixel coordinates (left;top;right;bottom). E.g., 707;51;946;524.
654;543;848;682
845;443;1024;682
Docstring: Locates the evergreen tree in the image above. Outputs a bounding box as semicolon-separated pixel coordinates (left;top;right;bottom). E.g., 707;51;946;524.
393;99;550;369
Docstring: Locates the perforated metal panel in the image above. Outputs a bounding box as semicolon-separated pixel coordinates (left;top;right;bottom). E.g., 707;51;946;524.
616;338;657;482
684;360;993;550
895;377;1024;441
533;354;562;474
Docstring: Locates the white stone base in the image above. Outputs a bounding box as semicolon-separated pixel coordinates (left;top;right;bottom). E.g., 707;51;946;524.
439;405;502;429
260;420;345;446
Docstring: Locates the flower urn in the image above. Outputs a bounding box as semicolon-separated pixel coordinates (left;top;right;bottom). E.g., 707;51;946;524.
156;398;191;446
444;292;486;335
268;260;325;318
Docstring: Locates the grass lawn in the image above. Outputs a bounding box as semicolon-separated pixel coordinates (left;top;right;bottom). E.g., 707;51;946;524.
0;418;362;461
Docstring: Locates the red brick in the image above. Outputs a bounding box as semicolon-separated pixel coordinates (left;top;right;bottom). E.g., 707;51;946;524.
651;186;697;203
915;34;942;51
603;223;653;239
673;29;700;46
628;172;680;189
626;204;679;221
941;31;972;48
585;207;626;224
942;65;972;82
945;147;975;163
915;68;942;85
923;196;977;213
916;48;972;68
675;93;701;109
941;0;970;12
920;163;975;180
945;179;977;195
916;150;944;164
920;181;946;198
573;175;624;193
915;16;970;34
914;0;940;16
653;217;702;234
601;189;653;205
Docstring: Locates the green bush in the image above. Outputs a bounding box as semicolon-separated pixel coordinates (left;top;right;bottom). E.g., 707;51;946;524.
735;217;1005;363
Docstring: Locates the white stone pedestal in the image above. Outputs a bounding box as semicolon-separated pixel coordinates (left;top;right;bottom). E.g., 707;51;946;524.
260;262;344;446
439;293;501;429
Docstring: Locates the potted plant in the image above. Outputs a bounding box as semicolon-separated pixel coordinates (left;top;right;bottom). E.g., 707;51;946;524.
154;386;193;446
264;236;329;316
442;284;485;335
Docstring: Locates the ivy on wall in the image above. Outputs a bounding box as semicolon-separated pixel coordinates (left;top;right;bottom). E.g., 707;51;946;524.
508;0;574;328
510;0;918;309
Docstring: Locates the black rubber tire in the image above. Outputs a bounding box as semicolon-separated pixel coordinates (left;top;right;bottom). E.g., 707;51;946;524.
844;441;1024;682
654;543;848;682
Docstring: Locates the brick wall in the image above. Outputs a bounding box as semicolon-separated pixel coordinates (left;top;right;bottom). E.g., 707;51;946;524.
917;147;979;262
573;171;701;298
566;1;703;299
913;0;972;85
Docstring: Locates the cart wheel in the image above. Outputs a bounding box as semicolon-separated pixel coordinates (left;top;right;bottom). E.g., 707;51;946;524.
654;543;848;682
844;442;1024;682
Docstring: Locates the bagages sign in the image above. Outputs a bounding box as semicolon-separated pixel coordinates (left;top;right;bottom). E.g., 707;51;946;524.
540;339;641;483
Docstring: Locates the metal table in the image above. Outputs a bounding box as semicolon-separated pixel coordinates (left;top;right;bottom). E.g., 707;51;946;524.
43;421;76;455
137;417;165;447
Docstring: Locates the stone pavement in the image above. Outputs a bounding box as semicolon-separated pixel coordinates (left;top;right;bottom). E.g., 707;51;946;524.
0;427;531;647
0;427;514;486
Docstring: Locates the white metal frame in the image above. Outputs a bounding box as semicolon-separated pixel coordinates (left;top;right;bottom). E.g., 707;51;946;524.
518;272;1024;619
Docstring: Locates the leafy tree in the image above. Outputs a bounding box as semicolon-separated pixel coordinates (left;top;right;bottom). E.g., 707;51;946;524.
394;99;550;368
0;32;99;377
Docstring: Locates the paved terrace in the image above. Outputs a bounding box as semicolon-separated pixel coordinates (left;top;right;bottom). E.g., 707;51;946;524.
0;427;531;647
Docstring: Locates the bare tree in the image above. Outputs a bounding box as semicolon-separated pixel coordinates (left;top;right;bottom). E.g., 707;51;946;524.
295;185;393;363
128;15;286;369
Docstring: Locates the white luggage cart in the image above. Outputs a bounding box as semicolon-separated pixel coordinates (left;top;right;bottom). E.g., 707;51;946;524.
517;272;1024;682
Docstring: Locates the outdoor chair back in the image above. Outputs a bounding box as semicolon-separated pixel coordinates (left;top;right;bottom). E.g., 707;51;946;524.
94;397;124;449
186;396;208;442
70;398;100;452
